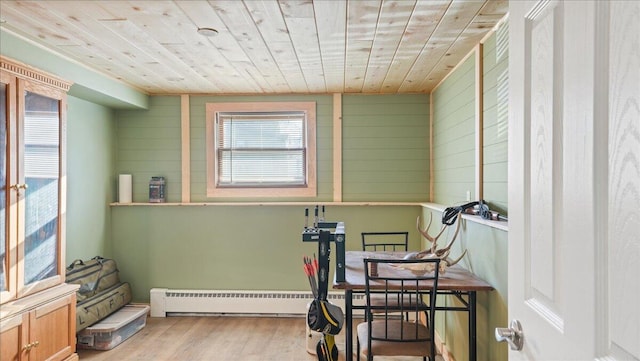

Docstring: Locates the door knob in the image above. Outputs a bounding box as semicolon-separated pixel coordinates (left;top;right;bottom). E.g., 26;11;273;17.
495;319;524;351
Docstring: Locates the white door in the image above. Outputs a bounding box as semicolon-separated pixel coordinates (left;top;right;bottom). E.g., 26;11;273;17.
507;1;639;360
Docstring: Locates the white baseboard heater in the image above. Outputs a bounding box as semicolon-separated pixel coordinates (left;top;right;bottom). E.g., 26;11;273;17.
150;288;364;317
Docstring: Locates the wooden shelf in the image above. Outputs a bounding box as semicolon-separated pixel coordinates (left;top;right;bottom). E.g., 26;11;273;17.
110;202;424;207
109;202;506;230
421;202;508;232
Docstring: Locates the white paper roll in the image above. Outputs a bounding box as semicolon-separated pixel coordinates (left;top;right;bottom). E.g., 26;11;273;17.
119;174;132;203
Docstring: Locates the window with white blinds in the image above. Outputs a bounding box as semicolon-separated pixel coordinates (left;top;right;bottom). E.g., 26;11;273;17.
216;112;306;187
206;102;316;198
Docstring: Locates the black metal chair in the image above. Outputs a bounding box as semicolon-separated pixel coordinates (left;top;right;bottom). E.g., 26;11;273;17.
361;232;409;252
357;257;441;361
361;231;415;321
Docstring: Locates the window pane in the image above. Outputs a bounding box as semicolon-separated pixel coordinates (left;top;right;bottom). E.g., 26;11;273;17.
216;111;306;187
219;149;305;185
23;91;59;285
219;115;304;149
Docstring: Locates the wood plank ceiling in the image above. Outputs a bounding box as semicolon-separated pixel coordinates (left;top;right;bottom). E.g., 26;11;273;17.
0;0;508;95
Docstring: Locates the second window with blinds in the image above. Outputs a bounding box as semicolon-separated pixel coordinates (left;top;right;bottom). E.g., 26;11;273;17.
205;102;316;198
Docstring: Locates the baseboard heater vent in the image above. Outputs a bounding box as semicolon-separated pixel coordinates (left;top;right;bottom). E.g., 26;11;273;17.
150;288;364;317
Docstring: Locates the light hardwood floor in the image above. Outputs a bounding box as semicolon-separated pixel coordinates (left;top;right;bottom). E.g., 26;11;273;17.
76;315;430;361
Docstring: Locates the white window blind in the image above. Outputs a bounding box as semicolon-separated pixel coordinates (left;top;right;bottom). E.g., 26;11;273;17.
25;110;59;179
216;111;307;187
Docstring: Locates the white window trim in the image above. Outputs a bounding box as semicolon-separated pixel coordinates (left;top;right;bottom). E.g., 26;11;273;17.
205;102;316;198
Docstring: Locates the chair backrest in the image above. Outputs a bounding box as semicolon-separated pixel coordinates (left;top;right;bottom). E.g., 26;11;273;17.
362;258;441;354
361;232;409;252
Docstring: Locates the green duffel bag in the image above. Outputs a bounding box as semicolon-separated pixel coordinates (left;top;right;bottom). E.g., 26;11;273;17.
76;282;132;332
66;256;121;302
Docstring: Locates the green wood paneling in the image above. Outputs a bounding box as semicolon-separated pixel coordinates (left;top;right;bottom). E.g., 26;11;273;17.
428;22;509;361
431;21;508;214
483;22;509;215
112;205;422;301
345;159;426;172
432;55;476;204
116;96;182;203
115;93;430;203
342;94;430;202
422;207;508;361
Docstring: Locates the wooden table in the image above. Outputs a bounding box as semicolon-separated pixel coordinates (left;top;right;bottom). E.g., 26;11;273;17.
333;251;494;361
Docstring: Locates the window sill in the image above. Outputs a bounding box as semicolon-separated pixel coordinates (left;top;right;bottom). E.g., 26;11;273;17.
420;202;508;232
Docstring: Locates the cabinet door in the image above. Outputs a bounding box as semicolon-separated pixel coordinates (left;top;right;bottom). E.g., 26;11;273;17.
29;294;75;361
16;79;66;298
0;312;29;361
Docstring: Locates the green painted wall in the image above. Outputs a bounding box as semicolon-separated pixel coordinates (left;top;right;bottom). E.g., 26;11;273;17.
483;22;509;215
66;96;116;261
112;205;422;302
342;94;430;202
431;22;508;212
116;96;182;202
429;24;509;361
115;94;337;203
112;93;431;301
421;207;508;361
432;55;476;204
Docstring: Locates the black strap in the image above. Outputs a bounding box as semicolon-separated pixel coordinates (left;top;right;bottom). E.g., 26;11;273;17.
443;200;508;223
67;259;85;270
442;201;479;225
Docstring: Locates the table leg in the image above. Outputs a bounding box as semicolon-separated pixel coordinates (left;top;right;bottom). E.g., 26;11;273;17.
469;291;477;361
345;289;353;361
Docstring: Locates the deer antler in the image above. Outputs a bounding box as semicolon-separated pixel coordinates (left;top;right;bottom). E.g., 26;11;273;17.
416;213;447;254
445;249;467;267
409;212;466;271
432;213;462;258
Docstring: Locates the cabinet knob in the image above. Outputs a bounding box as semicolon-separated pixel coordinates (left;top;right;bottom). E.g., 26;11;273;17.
21;341;39;351
9;183;27;195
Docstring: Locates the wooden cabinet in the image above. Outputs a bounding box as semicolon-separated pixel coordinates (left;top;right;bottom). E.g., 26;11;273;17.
1;285;78;361
0;57;77;361
1;56;72;303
